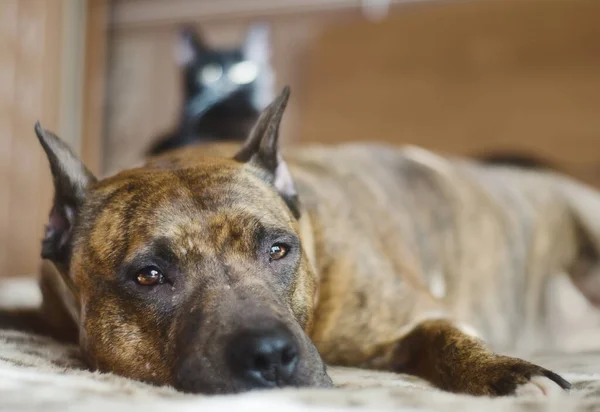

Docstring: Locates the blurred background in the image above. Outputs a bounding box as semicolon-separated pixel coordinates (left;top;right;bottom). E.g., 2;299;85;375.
1;0;600;277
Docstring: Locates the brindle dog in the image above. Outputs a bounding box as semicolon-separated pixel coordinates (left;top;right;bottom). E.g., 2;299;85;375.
12;86;600;396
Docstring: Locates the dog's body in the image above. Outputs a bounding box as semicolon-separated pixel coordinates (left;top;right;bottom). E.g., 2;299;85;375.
145;142;596;357
297;145;596;356
6;88;599;396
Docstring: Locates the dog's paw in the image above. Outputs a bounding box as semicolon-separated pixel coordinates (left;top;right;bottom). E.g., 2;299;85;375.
477;356;571;397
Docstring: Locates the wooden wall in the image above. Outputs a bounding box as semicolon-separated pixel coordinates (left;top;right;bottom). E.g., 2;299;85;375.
0;1;63;276
0;0;98;277
298;0;600;185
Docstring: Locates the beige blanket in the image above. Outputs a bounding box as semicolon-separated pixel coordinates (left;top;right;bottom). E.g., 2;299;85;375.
2;279;600;412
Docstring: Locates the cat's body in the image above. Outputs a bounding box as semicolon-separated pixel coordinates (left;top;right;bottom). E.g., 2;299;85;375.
148;23;274;155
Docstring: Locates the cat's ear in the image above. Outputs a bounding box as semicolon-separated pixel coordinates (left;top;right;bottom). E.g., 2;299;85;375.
175;26;206;67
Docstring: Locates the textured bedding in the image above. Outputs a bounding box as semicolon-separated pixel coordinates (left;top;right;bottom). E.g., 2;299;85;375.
2;278;600;412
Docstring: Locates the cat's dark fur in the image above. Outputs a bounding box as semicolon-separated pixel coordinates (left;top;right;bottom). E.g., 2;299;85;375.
148;23;274;155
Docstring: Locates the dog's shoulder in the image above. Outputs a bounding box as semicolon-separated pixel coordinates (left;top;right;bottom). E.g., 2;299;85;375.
286;142;452;176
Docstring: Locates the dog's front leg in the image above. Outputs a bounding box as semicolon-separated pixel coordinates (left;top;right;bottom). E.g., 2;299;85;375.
386;319;570;396
0;308;77;343
0;309;47;335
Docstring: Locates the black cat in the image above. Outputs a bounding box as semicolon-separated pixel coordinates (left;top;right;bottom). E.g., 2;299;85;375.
148;23;274;155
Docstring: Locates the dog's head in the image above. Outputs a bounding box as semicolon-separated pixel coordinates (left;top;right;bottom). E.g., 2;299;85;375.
35;87;331;393
176;23;274;120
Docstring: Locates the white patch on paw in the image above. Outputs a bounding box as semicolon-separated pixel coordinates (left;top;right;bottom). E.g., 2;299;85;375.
514;376;565;398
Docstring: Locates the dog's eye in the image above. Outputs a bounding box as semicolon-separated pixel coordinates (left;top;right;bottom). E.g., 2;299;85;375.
269;243;289;261
136;267;165;286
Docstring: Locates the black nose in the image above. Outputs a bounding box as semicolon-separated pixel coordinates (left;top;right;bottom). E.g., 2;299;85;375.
228;328;299;387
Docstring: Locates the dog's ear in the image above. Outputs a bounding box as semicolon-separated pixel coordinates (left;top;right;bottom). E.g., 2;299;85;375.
234;86;299;218
175;26;205;67
35;122;96;266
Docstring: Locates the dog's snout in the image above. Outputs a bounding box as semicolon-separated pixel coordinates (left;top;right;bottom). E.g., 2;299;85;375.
228;328;299;387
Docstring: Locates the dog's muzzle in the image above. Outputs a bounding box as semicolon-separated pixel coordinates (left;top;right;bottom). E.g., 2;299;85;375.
173;317;330;393
227;326;299;387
